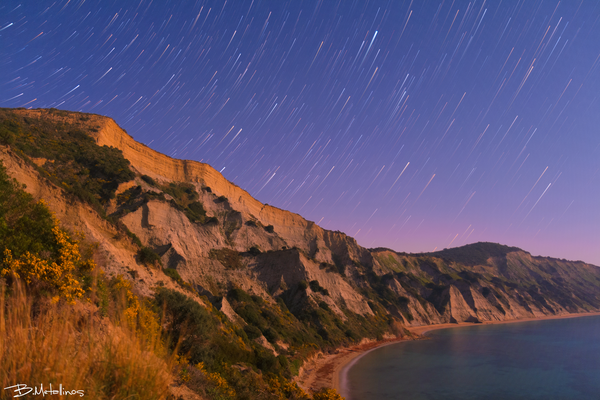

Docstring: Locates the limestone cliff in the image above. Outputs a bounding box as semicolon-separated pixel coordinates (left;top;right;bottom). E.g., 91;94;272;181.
2;107;600;341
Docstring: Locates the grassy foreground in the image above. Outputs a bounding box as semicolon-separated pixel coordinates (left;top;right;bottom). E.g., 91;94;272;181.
0;283;170;399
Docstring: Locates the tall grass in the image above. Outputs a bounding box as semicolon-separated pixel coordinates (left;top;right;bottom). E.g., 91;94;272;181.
0;283;172;399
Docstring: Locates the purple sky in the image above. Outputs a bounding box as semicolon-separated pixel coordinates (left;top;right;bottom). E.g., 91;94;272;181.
2;1;599;265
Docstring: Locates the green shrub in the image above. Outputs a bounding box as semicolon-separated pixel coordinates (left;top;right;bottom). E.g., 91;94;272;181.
309;280;320;292
248;246;261;256
254;349;278;373
276;297;289;312
163;268;182;282
138;246;161;267
141;175;157;186
264;225;274;233
162;182;198;206
262;327;280;343
187;201;206;220
0;161;55;259
243;325;262;340
0;119;18;145
277;354;289;369
125;228;143;247
345;329;360;340
298;281;308;291
317;327;330;341
237;304;264;328
153;288;252;369
227;288;253;303
309;280;329;295
251;294;264;304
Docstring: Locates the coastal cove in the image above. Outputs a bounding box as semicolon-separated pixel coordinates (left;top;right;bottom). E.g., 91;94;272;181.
335;312;600;400
294;312;600;393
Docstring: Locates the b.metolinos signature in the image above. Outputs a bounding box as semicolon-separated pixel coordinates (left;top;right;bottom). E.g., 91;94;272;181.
4;384;84;397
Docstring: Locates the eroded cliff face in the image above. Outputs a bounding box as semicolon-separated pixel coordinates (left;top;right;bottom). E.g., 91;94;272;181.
371;246;600;325
3;108;600;335
0;145;185;298
84;110;378;318
92;117;338;255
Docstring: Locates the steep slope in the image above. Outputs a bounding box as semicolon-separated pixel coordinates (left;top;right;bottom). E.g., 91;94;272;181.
2;107;600;337
88;109;372;265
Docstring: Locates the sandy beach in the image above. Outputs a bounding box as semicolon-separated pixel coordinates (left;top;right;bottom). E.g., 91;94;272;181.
295;336;410;394
295;311;600;398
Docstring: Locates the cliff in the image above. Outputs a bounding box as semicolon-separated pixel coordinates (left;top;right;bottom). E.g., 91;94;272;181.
2;107;600;335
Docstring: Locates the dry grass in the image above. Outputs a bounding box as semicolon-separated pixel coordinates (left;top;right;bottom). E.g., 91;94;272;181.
0;283;172;399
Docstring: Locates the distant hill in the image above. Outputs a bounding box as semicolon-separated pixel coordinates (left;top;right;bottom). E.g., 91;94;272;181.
427;242;524;266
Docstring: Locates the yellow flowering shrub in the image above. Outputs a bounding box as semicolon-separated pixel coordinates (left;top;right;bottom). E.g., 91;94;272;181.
196;362;236;399
268;377;310;399
110;275;161;343
112;275;140;324
312;388;345;400
1;219;94;303
174;355;191;383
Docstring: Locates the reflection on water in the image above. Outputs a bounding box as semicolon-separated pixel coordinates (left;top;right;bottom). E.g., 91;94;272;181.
345;315;600;400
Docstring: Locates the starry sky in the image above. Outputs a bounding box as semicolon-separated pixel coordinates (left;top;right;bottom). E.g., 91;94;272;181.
2;0;599;265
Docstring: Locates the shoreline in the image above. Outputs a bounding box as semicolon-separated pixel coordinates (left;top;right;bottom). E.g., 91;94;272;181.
294;311;600;399
295;335;410;394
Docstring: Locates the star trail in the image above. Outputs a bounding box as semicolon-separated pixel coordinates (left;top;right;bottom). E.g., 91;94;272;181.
1;0;599;264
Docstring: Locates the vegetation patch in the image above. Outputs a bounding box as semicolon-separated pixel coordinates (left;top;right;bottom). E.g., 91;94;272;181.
247;245;262;256
140;174;157;186
210;248;243;270
309;280;330;296
160;181;210;223
0;109;135;216
138;246;162;267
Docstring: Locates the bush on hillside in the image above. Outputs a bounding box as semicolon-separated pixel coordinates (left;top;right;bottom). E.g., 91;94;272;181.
0;161;94;302
138;246;162;267
0;110;135;218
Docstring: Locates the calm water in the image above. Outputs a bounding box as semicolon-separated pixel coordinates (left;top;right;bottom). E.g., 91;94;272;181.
344;315;600;400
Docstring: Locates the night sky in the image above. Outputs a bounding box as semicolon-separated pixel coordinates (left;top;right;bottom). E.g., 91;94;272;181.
2;1;599;265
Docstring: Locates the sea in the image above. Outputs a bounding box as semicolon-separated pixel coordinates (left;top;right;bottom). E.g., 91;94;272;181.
342;315;600;400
